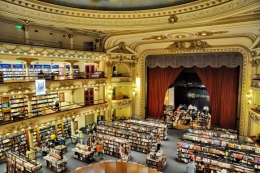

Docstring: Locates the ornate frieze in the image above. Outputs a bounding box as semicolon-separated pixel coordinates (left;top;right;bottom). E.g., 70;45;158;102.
7;84;32;93
195;30;228;37
0;119;40;136
249;110;260;125
59;81;75;88
110;42;133;54
142;35;168;40
251;80;260;88
119;78;131;82
166;40;211;52
56;110;80;120
95;79;107;85
112;99;132;106
168;14;178;23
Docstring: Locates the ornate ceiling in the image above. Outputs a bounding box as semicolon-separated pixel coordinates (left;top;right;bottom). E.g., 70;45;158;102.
38;0;197;11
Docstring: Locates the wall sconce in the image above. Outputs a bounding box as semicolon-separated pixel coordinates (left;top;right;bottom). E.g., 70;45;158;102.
108;87;114;98
246;90;252;104
132;85;137;95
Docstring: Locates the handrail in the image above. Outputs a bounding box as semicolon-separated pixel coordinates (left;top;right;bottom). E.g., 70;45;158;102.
0;34;102;52
0;99;107;125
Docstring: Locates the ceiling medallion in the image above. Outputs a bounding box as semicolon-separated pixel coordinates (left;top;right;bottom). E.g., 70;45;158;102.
195;31;228;36
166;40;211;52
142;35;168;40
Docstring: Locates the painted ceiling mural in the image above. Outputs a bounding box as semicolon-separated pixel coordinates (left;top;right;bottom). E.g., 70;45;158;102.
38;0;197;11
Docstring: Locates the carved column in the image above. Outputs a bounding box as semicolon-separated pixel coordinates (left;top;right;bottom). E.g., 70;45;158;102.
28;129;34;151
26;94;33;117
16;58;38;81
64;60;79;79
24;25;30;44
106;59;112;121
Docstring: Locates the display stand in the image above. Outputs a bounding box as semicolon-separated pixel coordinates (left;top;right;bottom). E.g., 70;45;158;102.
6;151;42;173
73;143;94;163
54;145;67;154
146;150;166;171
43;148;67;172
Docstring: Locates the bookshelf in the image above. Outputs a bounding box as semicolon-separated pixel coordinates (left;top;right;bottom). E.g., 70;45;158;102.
56;122;63;138
43;147;67;172
73;143;94;163
0;98;3;123
37;124;55;147
6;152;42;173
32;129;38;150
10;95;28;119
87;133;130;158
177;130;260;172
62;120;70;138
96;125;152;154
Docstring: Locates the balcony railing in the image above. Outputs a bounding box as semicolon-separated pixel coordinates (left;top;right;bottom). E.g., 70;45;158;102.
0;34;102;52
0;99;107;125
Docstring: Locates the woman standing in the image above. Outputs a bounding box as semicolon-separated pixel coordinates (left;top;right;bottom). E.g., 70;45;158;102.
119;143;125;161
156;135;161;151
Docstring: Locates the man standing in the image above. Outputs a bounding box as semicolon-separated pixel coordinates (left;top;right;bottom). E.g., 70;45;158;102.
186;160;196;173
96;142;104;160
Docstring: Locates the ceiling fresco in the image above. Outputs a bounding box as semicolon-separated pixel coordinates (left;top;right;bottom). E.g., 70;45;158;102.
37;0;197;11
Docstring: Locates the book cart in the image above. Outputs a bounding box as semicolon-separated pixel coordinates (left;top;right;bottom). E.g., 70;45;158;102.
177;129;260;172
73;143;94;163
88;133;131;160
96;125;152;154
146;150;166;171
43;148;67;172
6;151;42;173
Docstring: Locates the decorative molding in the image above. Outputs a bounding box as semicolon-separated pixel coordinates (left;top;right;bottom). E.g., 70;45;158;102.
81;80;89;86
93;104;108;111
64;60;79;66
249;110;260;125
16;57;39;65
95;79;107;85
110;42;132;54
251;80;260;88
195;30;229;37
55;110;80;120
166;40;211;52
59;81;75;88
7;84;32;93
113;99;132;106
0;119;40;136
119;78;131;82
168;14;178;23
142;35;168;40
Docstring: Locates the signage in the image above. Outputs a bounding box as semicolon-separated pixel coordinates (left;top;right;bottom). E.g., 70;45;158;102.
34;65;43;69
52;65;59;69
66;65;70;69
43;65;51;69
35;79;46;96
188;92;209;99
13;64;23;69
0;64;11;68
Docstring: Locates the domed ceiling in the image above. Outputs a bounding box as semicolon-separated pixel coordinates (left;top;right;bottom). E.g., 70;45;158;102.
38;0;197;11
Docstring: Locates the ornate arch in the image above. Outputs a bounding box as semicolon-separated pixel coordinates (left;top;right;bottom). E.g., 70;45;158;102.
138;46;252;135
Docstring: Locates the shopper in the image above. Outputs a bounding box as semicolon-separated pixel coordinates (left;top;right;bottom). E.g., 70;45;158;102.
197;161;205;173
92;140;97;156
119;143;125;161
156;135;161;151
186;160;196;173
220;168;227;173
42;144;48;156
96;142;104;160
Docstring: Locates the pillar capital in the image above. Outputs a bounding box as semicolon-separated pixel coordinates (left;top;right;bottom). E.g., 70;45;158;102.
64;60;79;67
17;57;39;66
26;94;34;101
70;89;76;95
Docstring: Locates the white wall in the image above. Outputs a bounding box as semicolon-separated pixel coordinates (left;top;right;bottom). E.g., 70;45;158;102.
75;116;85;130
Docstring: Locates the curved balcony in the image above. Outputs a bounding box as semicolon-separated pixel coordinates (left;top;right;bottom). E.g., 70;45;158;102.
111;98;132;109
249;109;260;126
0;100;108;136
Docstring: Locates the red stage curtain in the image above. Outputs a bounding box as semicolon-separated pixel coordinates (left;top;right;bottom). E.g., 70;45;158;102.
147;66;184;119
193;66;239;129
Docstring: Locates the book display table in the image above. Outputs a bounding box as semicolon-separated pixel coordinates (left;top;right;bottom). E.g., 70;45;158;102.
73;143;94;163
146;150;166;171
43;148;67;172
54;145;67;154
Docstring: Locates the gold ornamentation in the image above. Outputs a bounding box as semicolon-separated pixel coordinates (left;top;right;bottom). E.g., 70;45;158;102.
46;82;51;89
115;100;132;106
95;79;106;85
249;111;260;125
64;60;79;66
168;14;178;23
59;81;75;88
56;110;80;120
111;42;132;54
142;35;168;40
119;78;131;82
7;84;32;93
166;40;211;52
16;58;39;65
0;119;40;136
110;55;132;60
195;30;228;36
93;104;108;111
81;80;89;86
106;61;113;67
